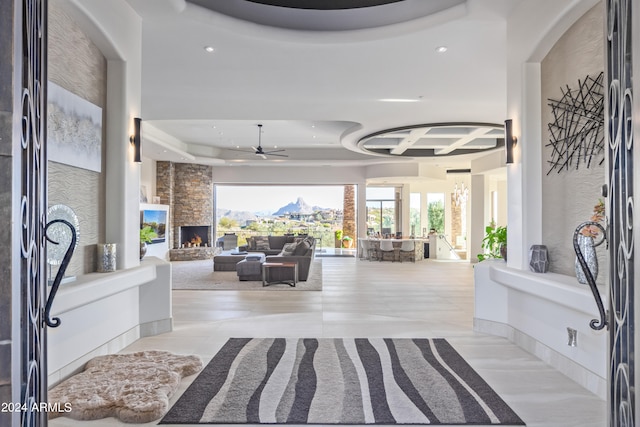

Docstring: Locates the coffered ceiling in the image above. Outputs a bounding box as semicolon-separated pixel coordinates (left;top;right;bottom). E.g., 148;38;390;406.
126;0;519;168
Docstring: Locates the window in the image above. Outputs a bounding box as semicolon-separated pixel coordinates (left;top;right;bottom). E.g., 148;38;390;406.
426;193;445;233
410;193;421;237
214;184;347;249
366;187;397;236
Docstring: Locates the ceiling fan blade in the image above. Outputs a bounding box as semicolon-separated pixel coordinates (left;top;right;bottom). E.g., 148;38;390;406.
266;153;288;157
251;146;259;151
263;149;286;154
226;148;253;153
259;153;268;160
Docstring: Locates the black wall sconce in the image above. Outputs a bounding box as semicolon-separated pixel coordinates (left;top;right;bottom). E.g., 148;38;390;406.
504;119;517;164
130;117;142;163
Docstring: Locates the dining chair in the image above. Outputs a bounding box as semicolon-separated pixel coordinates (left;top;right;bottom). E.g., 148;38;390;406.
359;239;375;261
379;239;396;262
399;240;415;262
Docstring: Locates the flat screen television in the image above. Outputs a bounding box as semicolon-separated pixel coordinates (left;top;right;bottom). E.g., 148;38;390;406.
140;209;167;244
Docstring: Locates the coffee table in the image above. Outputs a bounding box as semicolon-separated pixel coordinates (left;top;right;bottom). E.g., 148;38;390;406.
262;262;298;287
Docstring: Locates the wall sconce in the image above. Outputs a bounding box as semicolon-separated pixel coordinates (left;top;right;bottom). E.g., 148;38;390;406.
504;119;517;164
130;117;142;163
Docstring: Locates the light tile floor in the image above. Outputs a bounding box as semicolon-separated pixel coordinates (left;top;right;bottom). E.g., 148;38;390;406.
50;257;606;427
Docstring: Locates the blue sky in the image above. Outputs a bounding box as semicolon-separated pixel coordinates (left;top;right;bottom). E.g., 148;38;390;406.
142;209;166;224
216;185;345;212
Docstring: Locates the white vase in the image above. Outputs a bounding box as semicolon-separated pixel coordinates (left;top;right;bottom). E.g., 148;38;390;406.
575;234;598;284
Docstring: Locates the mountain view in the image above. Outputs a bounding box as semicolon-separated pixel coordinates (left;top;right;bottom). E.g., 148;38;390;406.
272;197;325;216
217;197;334;223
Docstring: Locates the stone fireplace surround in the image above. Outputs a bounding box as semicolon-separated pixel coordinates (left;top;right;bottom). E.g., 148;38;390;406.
156;162;219;261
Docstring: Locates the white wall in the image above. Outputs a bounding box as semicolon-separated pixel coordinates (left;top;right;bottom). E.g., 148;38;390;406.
505;0;600;269
140;158;157;202
540;4;605;280
64;0;143;270
472;0;606;396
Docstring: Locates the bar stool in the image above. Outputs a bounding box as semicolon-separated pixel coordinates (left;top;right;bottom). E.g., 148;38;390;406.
359;239;372;260
379;240;396;262
399;240;415;262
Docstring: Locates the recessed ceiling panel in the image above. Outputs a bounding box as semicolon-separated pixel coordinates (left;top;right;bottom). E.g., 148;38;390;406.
246;0;403;10
187;0;465;31
359;123;504;157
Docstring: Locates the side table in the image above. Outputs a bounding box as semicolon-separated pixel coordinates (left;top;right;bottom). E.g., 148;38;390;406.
262;262;298;287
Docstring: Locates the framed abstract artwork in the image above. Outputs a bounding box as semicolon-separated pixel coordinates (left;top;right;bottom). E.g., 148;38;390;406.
48;82;103;172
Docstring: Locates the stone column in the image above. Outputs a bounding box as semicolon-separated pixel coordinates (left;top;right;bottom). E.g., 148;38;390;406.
342;185;356;246
173;164;213;247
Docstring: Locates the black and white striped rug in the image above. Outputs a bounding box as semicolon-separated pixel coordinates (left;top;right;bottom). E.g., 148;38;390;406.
161;338;524;425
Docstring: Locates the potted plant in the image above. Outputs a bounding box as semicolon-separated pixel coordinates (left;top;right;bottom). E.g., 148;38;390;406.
140;225;158;259
342;235;353;248
477;223;507;261
334;230;343;248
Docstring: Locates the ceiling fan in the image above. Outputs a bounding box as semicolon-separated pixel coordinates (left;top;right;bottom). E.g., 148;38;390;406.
229;124;288;159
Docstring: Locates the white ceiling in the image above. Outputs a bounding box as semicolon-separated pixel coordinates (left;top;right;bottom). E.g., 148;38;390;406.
126;0;520;168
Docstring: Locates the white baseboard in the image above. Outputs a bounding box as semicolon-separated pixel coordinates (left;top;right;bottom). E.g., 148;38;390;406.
474;318;606;399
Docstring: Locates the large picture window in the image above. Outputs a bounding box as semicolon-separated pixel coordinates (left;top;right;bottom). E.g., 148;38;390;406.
214;185;352;249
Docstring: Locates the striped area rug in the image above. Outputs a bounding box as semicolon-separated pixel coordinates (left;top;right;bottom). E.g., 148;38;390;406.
161;338;524;425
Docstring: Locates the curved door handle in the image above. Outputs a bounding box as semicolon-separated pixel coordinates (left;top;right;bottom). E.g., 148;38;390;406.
43;219;77;328
572;221;608;330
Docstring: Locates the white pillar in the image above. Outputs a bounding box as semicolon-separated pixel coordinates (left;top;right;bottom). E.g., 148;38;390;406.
105;60;141;270
507;63;543;269
470;174;486;263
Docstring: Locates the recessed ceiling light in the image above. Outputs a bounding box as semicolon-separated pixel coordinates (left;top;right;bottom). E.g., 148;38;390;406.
435;46;448;53
204;46;215;53
379;98;420;103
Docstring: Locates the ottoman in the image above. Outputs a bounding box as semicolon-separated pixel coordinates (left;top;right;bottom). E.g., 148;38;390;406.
236;253;266;281
213;252;247;271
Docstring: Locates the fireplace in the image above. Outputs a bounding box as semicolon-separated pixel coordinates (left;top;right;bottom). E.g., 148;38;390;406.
178;226;211;248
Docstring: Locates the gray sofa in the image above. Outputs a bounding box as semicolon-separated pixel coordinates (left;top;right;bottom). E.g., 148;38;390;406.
243;235;316;281
242;235;295;255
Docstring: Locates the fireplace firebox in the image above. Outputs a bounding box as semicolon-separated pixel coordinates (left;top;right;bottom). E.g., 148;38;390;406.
178;226;211;247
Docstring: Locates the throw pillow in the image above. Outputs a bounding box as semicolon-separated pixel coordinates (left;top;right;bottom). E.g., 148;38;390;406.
255;236;270;251
280;242;297;256
246;237;256;250
293;240;310;256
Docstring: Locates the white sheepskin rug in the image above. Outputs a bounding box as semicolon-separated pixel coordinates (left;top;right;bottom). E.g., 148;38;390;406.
48;350;203;423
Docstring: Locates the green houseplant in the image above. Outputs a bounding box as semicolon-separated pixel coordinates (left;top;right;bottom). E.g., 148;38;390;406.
342;235;353;248
140;226;158;259
478;223;507;261
334;230;343;248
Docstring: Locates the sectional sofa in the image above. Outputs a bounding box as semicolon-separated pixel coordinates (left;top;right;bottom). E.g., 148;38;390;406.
241;235;316;281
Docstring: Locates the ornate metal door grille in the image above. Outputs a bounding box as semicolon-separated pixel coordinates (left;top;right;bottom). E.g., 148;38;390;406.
19;0;48;425
606;0;634;425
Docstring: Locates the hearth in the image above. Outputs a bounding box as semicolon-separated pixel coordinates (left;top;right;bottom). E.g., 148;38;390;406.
178;226;211;248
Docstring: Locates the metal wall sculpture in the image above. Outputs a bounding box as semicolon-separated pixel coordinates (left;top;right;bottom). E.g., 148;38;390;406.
547;72;605;174
19;0;48;425
606;0;634;425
